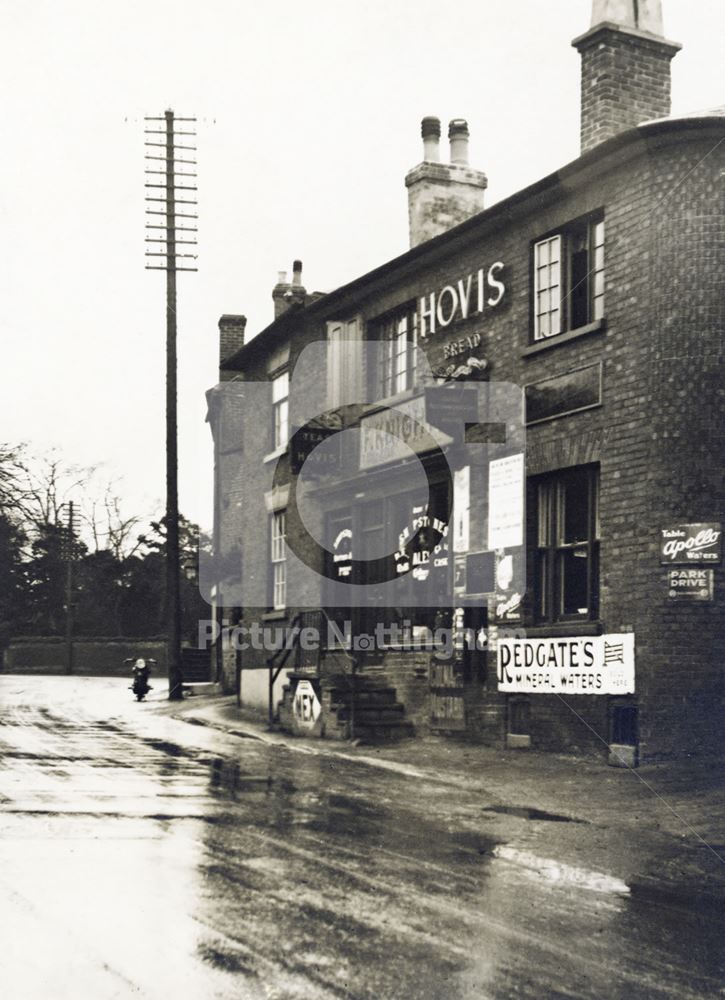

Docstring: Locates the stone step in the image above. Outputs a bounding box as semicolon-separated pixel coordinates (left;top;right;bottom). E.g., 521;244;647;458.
351;720;415;743
323;687;398;706
330;704;406;725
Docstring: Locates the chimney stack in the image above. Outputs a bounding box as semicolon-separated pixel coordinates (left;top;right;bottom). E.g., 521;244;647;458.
405;117;487;248
218;314;246;377
272;261;307;317
573;0;681;154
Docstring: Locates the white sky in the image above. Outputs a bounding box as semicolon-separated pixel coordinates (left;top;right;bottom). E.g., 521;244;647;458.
1;0;722;533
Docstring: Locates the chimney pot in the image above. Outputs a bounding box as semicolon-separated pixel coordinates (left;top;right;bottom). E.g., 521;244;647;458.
405;117;487;247
292;260;303;286
448;119;470;165
421;116;441;162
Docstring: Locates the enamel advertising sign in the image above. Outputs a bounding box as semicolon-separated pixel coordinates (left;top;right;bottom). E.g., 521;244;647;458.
497;634;635;695
660;524;721;565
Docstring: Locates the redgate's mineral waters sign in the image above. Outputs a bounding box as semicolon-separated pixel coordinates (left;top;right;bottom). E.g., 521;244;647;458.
660;524;722;564
497;634;635;695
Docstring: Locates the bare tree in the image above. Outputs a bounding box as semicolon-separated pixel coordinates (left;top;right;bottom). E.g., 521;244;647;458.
84;487;144;560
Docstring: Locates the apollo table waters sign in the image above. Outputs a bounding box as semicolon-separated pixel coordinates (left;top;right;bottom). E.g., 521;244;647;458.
660;524;722;564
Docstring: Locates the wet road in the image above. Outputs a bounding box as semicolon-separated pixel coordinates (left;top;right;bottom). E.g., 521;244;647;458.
1;677;724;1000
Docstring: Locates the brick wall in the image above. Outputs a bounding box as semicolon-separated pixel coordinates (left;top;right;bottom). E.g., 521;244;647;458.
575;27;680;153
218;122;725;759
3;638;168;676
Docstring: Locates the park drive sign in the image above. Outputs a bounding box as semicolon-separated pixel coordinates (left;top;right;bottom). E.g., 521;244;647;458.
497;634;635;695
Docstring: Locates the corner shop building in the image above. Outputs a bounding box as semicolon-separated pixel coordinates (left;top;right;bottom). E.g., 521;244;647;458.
209;1;725;762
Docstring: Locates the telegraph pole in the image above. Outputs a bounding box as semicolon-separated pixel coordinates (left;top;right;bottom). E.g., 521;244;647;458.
145;109;198;701
63;501;75;676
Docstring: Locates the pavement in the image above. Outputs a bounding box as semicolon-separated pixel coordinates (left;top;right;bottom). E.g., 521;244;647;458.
162;687;725;895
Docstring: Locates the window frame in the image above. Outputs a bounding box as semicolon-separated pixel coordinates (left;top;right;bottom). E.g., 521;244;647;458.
271;370;289;452
532;465;600;625
327;317;362;410
532;214;605;343
368;302;419;401
270;510;287;611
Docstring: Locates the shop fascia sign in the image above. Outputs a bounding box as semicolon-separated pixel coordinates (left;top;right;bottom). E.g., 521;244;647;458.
419;262;506;339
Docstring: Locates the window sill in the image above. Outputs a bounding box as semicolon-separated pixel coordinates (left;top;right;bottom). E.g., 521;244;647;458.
523;622;604;638
262;610;288;622
263;445;288;464
522;319;606;357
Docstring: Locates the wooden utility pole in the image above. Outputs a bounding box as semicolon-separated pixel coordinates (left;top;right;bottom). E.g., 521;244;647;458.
144;109;198;701
64;501;74;676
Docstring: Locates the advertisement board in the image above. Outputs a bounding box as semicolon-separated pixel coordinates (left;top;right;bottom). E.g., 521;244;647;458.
667;568;714;601
488;454;524;550
660;524;721;565
497;634;635;695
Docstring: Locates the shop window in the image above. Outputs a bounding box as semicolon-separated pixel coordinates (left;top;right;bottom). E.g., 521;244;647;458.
533;216;604;341
271;371;289;451
368;303;418;399
270;510;287;610
611;703;638;746
532;465;600;623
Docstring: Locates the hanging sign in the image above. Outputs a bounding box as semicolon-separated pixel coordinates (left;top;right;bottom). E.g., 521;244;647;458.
290;425;340;476
660;524;721;564
497;634;635;695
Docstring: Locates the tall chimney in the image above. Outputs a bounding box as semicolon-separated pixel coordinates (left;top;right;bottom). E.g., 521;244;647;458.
573;0;681;154
218;314;246;378
405;117;487;248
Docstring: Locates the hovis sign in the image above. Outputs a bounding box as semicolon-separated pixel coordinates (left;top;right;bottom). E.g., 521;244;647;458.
497;634;635;695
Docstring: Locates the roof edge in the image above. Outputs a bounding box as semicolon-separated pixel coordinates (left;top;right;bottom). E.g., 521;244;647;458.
221;114;725;372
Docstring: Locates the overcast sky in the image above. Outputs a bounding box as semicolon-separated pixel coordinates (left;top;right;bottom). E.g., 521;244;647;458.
1;0;722;532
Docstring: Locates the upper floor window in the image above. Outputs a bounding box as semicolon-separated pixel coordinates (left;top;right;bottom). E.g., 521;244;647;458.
534;216;604;341
272;371;289;450
270;510;287;610
327;318;362;410
369;304;418;399
532;465;600;623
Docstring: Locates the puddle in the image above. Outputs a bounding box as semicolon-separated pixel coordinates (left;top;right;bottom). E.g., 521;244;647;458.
482;804;586;823
493;845;629;895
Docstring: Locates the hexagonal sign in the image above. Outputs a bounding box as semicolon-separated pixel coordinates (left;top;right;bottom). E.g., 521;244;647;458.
293;679;321;729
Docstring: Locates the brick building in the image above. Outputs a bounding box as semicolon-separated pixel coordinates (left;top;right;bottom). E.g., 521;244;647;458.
208;0;725;762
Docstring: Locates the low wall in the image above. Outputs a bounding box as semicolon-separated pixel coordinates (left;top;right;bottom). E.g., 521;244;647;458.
3;638;168;676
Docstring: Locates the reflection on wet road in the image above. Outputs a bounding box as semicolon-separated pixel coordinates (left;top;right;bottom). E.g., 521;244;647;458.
1;678;723;999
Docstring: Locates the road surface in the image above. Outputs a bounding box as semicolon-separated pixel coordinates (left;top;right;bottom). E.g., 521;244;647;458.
1;676;723;999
